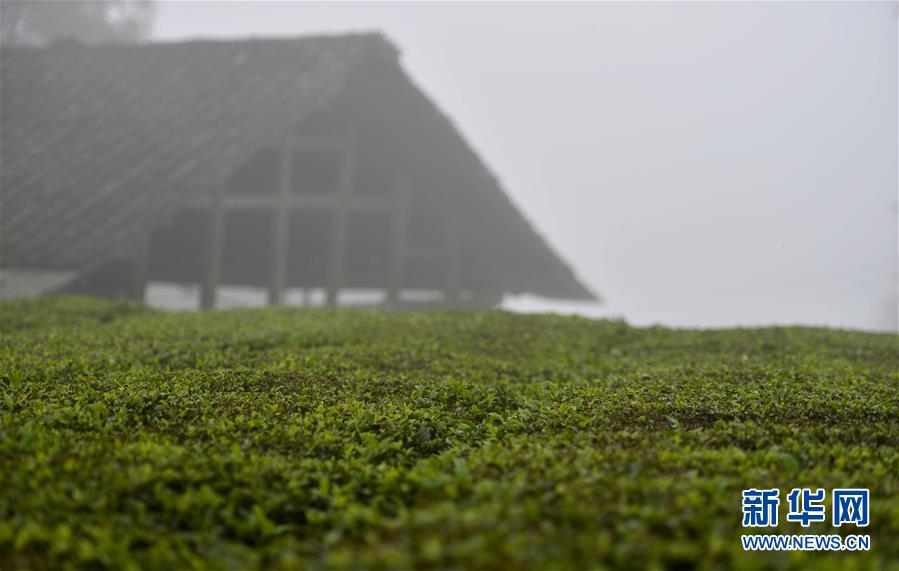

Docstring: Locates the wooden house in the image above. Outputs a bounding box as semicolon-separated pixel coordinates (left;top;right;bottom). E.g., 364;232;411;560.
1;34;597;308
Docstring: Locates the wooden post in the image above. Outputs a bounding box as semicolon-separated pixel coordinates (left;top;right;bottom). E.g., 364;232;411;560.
444;219;462;308
386;175;411;306
326;136;355;307
200;187;225;310
470;288;503;310
130;229;149;302
268;141;292;306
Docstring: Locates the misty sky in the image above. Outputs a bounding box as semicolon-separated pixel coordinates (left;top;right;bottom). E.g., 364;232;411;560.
153;1;897;332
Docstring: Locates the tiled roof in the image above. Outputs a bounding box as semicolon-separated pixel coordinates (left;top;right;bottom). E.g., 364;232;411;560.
2;34;389;268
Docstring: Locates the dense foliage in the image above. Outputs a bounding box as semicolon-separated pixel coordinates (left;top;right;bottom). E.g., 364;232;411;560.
1;297;897;570
0;1;154;46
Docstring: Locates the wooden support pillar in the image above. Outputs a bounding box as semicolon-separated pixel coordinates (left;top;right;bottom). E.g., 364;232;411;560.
386;176;411;306
268;141;292;306
130;229;149;303
444;220;462;308
326;136;355;307
470;288;503;310
200;186;225;310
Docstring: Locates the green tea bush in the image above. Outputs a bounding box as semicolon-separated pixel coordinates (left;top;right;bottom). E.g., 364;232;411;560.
1;297;897;569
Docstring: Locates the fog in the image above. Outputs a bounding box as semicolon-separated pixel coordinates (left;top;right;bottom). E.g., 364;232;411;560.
153;1;897;332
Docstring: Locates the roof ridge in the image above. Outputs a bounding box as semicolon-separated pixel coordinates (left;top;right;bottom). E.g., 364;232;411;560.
3;31;398;56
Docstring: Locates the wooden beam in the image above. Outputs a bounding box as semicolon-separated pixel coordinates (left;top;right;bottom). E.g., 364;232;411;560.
200;184;225;310
268;141;292;306
292;135;348;152
402;244;442;261
326;136;356;307
182;193;395;212
387;176;411;306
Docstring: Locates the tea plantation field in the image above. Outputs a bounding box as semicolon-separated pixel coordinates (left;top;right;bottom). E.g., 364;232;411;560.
1;297;897;570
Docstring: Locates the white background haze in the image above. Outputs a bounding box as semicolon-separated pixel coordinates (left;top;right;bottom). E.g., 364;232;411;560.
153;1;898;332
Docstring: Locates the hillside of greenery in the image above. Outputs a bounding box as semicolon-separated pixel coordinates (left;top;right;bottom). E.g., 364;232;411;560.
1;297;897;570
